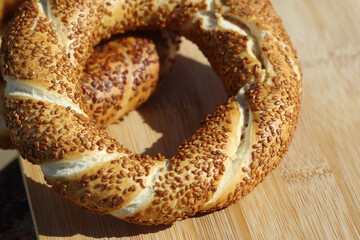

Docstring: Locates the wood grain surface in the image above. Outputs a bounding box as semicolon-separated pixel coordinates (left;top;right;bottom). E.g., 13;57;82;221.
18;0;360;239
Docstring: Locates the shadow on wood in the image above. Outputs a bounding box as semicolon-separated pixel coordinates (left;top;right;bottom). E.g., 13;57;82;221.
136;54;226;158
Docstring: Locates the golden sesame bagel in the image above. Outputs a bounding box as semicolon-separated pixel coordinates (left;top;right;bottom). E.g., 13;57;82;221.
1;0;302;225
0;31;179;148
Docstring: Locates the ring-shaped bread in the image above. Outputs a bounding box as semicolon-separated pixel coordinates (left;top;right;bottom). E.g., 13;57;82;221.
1;0;302;225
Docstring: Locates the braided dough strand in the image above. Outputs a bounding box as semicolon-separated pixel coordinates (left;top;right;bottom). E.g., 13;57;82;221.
1;0;301;225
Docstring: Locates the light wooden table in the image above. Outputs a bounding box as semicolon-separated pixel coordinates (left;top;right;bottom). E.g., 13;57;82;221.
19;0;360;239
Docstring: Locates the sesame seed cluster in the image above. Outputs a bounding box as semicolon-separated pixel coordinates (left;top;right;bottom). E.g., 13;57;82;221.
81;31;179;126
1;0;301;225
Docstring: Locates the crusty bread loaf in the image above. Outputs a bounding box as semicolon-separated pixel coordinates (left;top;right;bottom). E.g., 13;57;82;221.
1;0;301;225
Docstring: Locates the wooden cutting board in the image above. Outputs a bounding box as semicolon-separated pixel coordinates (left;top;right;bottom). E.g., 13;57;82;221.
19;0;360;239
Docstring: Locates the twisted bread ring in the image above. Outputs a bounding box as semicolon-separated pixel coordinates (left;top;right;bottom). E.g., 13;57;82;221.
1;0;302;225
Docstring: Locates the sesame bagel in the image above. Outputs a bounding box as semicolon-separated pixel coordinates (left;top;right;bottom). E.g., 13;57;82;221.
1;0;301;226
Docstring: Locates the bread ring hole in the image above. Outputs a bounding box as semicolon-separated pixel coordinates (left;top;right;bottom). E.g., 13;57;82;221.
105;39;227;158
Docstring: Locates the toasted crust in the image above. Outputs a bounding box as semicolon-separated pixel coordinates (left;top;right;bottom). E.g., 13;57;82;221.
82;31;179;126
1;0;301;225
